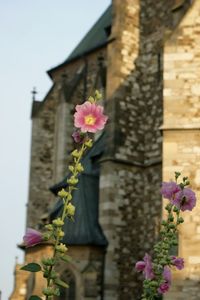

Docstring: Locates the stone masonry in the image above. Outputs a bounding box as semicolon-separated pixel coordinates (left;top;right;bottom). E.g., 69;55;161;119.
163;1;200;299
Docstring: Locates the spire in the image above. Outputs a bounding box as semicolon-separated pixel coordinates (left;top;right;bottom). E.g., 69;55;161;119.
31;87;37;101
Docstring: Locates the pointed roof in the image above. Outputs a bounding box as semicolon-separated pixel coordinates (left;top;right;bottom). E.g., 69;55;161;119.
48;4;112;75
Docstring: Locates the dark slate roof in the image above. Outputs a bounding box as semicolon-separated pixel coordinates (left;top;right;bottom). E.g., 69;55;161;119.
48;4;112;75
50;134;108;247
66;4;112;62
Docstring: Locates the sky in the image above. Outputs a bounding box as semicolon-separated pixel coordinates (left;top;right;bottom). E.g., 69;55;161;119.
0;1;111;298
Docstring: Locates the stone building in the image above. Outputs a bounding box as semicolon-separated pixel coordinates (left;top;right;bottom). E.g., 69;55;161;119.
10;0;200;299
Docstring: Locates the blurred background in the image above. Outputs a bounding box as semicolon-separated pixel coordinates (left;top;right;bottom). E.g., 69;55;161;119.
0;1;110;298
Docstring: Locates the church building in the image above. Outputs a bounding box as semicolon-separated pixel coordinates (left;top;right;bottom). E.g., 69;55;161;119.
10;1;200;299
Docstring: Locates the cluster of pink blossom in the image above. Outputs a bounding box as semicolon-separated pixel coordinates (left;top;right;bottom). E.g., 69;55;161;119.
161;181;196;211
135;254;184;295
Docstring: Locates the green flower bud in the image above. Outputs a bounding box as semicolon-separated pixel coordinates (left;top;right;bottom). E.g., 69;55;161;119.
43;287;60;296
175;171;181;179
76;163;84;172
56;243;68;253
67;176;78;185
94;90;102;100
66;203;75;217
178;217;184;224
42;232;51;241
41;257;55;266
71;149;80;158
58;188;68;198
52;218;64;227
57;230;65;238
165;204;172;212
173;206;179;213
168;214;174;222
85;139;93;148
88;96;95;103
69;165;74;172
45;224;54;231
169;223;175;229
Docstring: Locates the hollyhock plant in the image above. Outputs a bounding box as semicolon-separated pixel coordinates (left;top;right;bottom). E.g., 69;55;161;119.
23;228;43;247
21;91;109;300
171;256;184;270
136;173;197;299
74;101;108;133
161;181;180;200
173;187;196;211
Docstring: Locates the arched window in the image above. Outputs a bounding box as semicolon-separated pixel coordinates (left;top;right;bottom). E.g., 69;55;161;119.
58;269;76;300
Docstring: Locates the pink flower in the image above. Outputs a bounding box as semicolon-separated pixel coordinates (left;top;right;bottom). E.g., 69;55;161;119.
74;101;108;133
135;253;154;280
158;282;170;294
158;266;171;294
72;131;85;144
161;182;180;200
23;228;43;247
172;188;196;211
135;261;146;272
163;266;171;284
171;256;184;270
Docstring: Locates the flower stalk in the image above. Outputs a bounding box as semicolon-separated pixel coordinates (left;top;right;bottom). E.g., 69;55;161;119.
21;91;108;299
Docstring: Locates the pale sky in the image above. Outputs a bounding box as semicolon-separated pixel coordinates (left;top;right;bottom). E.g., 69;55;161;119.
0;1;111;298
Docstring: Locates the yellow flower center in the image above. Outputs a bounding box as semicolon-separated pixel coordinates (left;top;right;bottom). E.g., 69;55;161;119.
84;114;96;125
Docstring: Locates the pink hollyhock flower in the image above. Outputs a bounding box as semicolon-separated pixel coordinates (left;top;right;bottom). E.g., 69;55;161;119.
163;266;171;284
135;261;146;272
74;101;108;133
171;256;184;270
158;266;171;294
135;253;154;280
23;228;43;247
158;282;170;294
161;182;180;200
72;131;85;144
172;188;196;211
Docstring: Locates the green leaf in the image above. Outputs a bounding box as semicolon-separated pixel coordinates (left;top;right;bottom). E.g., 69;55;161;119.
55;278;69;288
60;255;72;263
21;263;41;272
29;296;43;300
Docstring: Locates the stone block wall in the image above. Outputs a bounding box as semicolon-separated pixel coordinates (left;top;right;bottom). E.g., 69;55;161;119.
163;1;200;298
27;90;57;228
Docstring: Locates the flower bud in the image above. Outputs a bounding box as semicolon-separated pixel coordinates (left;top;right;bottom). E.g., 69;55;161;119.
94;90;102;100
67;176;78;185
85;139;93;148
177;217;184;224
52;218;64;227
69;165;74;172
57;230;65;238
58;188;68;198
56;243;68;253
45;224;53;231
66;203;75;217
41;257;55;266
71;149;80;158
76;163;84;172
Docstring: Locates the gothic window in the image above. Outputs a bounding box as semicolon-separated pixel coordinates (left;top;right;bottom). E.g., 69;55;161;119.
57;269;76;300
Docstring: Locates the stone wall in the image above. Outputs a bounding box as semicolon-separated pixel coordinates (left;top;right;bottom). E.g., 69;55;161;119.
100;0;178;299
163;1;200;299
26;89;57;228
